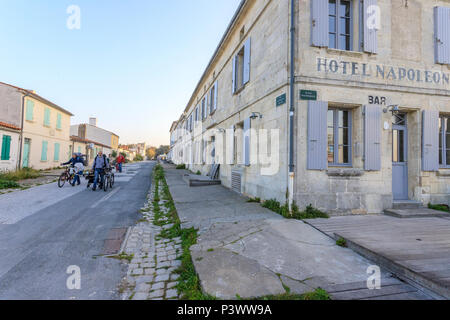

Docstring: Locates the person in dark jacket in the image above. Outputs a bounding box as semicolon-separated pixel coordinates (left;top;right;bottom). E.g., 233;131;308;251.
92;150;109;191
62;153;84;186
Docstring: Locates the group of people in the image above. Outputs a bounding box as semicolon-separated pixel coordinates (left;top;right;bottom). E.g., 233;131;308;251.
62;151;126;191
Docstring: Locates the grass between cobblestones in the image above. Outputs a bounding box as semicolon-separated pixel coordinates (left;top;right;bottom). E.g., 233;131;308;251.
152;165;215;300
152;165;330;301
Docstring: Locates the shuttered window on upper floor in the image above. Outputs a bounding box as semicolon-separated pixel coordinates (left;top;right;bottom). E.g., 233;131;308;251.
232;38;251;94
26;100;34;121
312;0;378;54
209;81;218;114
434;6;450;65
44;108;51;127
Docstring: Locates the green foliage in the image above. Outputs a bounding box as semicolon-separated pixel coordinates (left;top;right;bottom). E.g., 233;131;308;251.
176;164;186;170
428;203;450;213
291;204;329;220
196;170;201;175
262;199;281;212
111;150;118;158
0;179;20;190
262;200;328;220
247;197;261;203
0;168;41;181
301;288;331;300
336;238;347;247
134;154;144;162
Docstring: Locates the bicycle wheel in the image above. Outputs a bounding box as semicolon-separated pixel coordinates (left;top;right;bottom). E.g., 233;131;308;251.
103;176;109;192
110;174;115;188
58;173;66;188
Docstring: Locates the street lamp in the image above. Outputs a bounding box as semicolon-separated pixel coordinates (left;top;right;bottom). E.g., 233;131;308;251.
383;105;400;115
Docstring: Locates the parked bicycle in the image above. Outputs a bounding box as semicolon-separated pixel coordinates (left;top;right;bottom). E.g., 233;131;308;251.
58;166;76;188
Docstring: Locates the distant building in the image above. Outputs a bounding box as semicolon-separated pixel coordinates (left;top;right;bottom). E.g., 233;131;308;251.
71;118;119;164
0;81;73;171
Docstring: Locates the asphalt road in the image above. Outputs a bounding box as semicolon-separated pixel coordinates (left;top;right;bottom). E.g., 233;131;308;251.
0;161;155;300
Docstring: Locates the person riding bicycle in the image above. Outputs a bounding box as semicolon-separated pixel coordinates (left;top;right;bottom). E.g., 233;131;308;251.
61;153;84;186
92;150;110;191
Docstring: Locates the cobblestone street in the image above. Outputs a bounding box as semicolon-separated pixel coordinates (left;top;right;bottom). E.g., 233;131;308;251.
121;175;182;300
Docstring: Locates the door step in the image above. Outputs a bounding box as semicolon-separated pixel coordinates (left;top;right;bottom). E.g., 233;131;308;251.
392;200;423;210
384;208;450;219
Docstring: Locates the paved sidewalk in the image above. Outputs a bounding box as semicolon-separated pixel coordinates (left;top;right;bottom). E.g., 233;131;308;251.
163;165;434;300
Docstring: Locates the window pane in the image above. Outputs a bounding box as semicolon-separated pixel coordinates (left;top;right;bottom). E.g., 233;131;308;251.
338;110;349;127
329;34;336;48
339;128;349;145
340;1;351;17
328;145;334;163
393;130;398;162
329;16;336;33
339;35;351;51
329;0;336;15
447;150;450;166
339;18;350;35
328;127;334;145
338;145;349;164
327;110;334;126
398;130;405;162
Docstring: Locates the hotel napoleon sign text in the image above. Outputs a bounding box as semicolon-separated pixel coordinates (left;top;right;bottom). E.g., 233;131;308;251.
317;57;450;87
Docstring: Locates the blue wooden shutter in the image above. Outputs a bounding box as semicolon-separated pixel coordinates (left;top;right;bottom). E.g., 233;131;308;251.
232;55;237;94
243;38;251;85
434;7;450;64
213;81;218;111
54;143;60;161
56;113;62;129
44;108;51;126
41;141;48;161
307;101;328;170
363;0;378;53
311;0;328;47
227;125;235;165
26;100;34;121
422;110;439;171
364;105;382;171
243;118;251;166
1;135;11;160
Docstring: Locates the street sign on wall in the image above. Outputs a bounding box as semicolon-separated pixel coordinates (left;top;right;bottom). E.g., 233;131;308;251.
300;90;317;101
276;93;286;107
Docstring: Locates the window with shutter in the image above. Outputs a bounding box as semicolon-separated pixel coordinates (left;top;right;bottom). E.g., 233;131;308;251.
1;135;11;161
44;108;51;127
307;101;328;170
434;7;450;65
26;100;34;121
54;143;60;161
56;113;62;130
364;105;381;171
232;38;251;94
243;118;251;166
439;115;450;168
362;0;378;53
41;141;48;161
328;108;352;166
422;110;439;171
311;0;329;47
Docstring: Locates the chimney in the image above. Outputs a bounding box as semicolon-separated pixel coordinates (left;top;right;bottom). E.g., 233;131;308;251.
89;117;97;126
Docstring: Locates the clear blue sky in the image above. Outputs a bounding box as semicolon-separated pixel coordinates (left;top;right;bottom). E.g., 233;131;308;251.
0;0;241;146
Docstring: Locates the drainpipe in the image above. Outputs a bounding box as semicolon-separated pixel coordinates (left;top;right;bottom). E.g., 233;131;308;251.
18;91;30;170
288;0;296;208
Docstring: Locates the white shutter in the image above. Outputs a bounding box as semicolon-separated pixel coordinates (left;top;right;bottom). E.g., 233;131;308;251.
227;125;235;165
243;118;251;166
243;38;251;85
213;81;218;111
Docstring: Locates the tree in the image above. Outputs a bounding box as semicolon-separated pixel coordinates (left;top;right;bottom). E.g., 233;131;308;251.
146;147;157;160
111;150;117;158
134;154;144;162
156;145;170;157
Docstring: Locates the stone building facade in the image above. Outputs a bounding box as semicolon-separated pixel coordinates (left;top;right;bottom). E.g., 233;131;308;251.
170;0;450;215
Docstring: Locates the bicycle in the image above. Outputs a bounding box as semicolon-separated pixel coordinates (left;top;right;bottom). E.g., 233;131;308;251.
58;166;76;188
103;167;115;192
